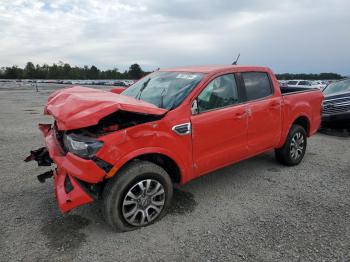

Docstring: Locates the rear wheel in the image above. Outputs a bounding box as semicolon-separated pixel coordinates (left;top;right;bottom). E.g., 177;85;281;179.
275;124;307;166
102;160;173;231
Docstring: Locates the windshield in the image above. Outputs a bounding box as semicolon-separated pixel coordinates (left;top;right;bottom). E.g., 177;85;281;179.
323;79;350;96
122;71;204;109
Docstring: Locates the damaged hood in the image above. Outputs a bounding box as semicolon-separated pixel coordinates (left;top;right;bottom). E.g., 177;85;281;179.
45;86;167;130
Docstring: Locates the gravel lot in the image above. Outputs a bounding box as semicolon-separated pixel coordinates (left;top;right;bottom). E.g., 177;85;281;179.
0;82;349;262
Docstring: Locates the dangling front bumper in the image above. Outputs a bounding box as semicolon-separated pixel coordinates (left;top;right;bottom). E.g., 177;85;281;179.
25;124;107;212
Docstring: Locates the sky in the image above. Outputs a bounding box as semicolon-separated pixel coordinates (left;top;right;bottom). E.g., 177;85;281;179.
0;0;349;74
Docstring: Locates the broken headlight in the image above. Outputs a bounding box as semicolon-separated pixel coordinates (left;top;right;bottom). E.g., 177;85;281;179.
63;134;103;159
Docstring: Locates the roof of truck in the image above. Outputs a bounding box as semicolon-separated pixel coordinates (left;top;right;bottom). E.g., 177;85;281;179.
160;65;271;74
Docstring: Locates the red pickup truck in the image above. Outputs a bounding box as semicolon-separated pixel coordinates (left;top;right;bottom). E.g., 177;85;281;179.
26;65;323;231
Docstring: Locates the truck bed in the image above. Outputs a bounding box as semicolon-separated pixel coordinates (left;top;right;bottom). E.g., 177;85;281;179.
279;86;323;138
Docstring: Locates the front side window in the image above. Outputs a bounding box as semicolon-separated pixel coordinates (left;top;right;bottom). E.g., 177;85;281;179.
242;72;272;101
197;74;239;112
122;71;204;110
323;79;350;96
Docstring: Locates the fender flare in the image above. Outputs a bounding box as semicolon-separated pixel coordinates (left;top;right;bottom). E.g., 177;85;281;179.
105;147;188;183
289;114;311;134
278;113;311;148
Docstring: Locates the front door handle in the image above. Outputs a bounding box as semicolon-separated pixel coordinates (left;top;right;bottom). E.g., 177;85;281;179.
246;108;252;117
233;111;247;120
269;102;280;109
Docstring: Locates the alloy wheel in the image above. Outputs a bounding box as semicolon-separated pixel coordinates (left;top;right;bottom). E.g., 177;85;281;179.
290;132;305;160
122;179;165;226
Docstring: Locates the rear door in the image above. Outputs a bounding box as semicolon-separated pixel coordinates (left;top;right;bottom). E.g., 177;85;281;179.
240;72;282;154
191;73;248;176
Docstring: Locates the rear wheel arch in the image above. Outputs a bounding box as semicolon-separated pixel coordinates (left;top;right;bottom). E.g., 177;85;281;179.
277;114;310;149
292;115;310;135
275;124;307;166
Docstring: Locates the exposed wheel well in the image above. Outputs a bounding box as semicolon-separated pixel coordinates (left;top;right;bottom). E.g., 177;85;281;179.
122;153;181;184
293;116;310;135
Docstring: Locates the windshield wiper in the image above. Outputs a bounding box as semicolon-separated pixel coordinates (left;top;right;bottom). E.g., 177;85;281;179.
136;78;151;100
159;87;167;108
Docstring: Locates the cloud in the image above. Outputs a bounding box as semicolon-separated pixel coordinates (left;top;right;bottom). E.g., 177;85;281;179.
0;0;349;74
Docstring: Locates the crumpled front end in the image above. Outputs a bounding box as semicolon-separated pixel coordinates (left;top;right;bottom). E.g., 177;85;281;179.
53;166;93;213
44;86;167;130
26;86;167;213
25;123;109;213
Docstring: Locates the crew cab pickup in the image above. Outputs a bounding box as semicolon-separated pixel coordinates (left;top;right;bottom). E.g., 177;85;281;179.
26;65;323;231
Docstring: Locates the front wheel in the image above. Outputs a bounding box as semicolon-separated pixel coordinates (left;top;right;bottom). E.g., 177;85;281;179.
102;160;173;232
275;124;307;166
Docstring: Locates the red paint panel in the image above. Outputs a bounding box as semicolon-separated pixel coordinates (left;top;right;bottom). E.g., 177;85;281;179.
247;97;282;154
191;104;248;176
110;87;126;94
54;168;93;213
45;86;167;130
42;128;106;212
44;129;106;183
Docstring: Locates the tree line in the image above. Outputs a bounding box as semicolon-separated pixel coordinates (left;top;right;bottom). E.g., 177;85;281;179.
276;72;343;80
0;61;344;80
0;62;147;80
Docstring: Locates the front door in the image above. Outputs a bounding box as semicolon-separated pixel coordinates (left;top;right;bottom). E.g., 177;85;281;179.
191;73;248;176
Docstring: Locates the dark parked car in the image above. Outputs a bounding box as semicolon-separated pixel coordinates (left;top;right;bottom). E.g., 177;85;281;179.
322;79;350;128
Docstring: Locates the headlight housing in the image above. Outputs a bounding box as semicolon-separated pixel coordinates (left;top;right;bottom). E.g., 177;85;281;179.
63;133;103;159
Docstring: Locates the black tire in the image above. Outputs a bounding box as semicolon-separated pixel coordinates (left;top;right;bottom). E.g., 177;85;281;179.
102;160;173;232
275;124;307;166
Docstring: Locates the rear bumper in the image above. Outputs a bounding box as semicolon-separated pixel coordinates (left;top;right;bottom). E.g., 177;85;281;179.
41;125;107;212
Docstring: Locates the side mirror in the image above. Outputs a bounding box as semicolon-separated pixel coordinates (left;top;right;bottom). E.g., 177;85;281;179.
191;99;199;115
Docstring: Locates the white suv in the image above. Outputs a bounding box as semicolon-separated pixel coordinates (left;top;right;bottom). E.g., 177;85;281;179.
287;80;317;89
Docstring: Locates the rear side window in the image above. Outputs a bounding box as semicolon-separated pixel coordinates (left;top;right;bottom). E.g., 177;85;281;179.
242;72;272;101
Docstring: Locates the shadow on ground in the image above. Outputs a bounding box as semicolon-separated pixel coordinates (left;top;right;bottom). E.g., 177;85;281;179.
319;127;350;137
168;188;197;215
40;215;90;252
